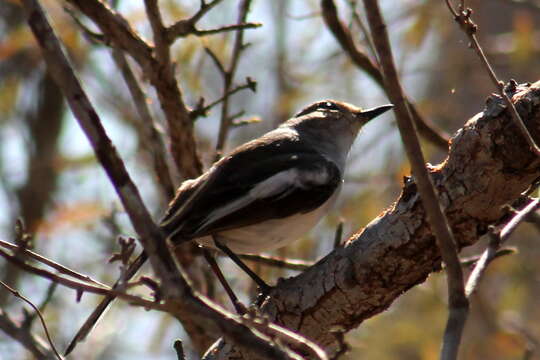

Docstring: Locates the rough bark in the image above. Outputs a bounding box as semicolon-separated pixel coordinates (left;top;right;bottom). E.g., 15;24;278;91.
207;82;540;359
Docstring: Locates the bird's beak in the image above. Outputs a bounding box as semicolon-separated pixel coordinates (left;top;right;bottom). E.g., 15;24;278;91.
357;104;394;123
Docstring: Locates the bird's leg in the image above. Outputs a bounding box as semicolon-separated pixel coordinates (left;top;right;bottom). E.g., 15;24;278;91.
212;236;271;295
202;248;246;314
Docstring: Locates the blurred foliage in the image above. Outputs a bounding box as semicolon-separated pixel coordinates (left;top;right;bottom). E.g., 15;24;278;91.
1;0;540;359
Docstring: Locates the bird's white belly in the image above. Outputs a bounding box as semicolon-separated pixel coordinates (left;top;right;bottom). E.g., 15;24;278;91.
196;191;339;254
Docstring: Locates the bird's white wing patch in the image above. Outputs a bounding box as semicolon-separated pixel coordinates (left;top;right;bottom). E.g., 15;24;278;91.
249;168;298;198
197;166;331;233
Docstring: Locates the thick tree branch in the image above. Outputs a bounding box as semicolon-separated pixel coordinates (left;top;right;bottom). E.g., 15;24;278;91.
66;0;202;179
64;0;153;68
66;8;176;201
207;81;540;359
20;2;323;359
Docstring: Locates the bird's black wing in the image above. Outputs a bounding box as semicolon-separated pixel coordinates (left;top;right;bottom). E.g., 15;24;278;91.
160;135;341;241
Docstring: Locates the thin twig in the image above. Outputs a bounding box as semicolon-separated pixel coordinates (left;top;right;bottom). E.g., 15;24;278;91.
167;0;223;40
464;230;500;297
22;282;58;329
64;0;154;68
320;0;450;150
21;3;309;359
0;280;63;360
215;0;254;154
190;77;257;119
204;46;226;75
66;0;203;179
111;48;176;200
459;247;516;267
361;2;468;360
141;0;204;179
0;247;155;306
500;199;540;240
465;199;540;297
0;310;57;360
445;0;540;156
243;314;328;360
347;0;378;59
166;0;261;40
144;0;170;65
65;252;148;356
192;22;261;37
0;239;107;287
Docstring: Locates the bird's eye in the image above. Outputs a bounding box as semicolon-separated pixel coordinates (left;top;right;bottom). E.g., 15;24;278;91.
319;102;339;111
294;101;339;117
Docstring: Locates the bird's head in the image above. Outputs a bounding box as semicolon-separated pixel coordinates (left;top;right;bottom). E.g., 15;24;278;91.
280;100;393;168
289;99;393;137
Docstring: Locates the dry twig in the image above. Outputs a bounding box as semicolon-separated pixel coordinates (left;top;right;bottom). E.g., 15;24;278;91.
361;2;467;360
214;0;255;154
465;198;540;297
19;2;324;359
445;0;540;156
0;239;107;287
321;0;450;150
0;280;63;360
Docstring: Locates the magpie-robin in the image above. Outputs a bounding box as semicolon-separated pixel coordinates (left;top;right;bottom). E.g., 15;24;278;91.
160;100;393;254
64;100;394;341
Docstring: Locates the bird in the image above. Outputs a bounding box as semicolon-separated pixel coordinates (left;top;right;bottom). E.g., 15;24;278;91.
64;101;394;347
160;100;393;255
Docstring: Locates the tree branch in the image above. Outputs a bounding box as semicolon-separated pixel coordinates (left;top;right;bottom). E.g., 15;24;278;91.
0;310;58;360
190;77;257;119
0;239;107;287
165;0;261;41
215;0;254;155
64;0;153;68
362;3;467;359
111;48;176;200
0;280;62;360
444;1;540;156
66;0;202;179
207;81;540;359
320;0;450;150
465;198;540;297
19;2;323;359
